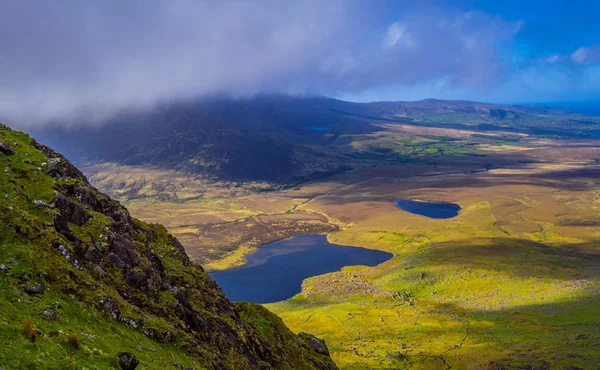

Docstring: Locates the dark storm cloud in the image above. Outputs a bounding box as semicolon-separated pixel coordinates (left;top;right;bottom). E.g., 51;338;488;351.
0;1;522;126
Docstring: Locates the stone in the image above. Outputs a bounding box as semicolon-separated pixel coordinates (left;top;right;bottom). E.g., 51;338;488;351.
92;266;106;278
0;141;14;155
108;253;127;268
53;193;90;226
118;352;139;370
46;158;62;176
74;186;98;209
25;283;45;295
308;336;329;355
299;333;330;356
9;257;18;265
102;298;120;319
55;244;83;270
33;200;54;208
84;246;102;262
43;309;61;321
54;213;76;241
0;264;10;271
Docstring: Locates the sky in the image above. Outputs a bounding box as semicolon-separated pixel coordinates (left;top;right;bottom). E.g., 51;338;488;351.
0;0;599;126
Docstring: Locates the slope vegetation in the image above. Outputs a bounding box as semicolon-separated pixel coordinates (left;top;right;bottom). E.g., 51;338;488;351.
0;123;336;369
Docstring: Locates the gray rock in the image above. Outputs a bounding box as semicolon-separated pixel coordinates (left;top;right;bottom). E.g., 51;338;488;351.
84;246;102;262
102;298;120;319
108;253;127;268
118;352;139;370
33;200;54;208
92;266;106;278
46;158;62;176
9;258;18;265
25;283;45;295
119;317;139;329
0;264;9;271
53;193;90;226
55;244;84;270
309;336;329;355
0;141;14;155
43;309;61;321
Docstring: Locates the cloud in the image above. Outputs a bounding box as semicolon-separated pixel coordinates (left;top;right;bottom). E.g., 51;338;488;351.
541;55;561;64
0;1;537;127
571;44;600;64
383;22;413;50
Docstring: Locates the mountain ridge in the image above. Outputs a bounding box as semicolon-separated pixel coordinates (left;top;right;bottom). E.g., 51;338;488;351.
0;123;337;369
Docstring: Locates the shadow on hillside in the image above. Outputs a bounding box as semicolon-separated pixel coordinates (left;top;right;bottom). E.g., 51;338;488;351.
401;237;600;281
314;161;600;206
420;293;600;369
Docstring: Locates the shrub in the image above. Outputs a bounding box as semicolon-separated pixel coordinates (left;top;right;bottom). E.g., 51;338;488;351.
67;334;81;350
23;317;37;342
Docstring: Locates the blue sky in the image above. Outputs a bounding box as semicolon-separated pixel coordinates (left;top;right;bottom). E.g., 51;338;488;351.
0;1;598;126
341;0;600;104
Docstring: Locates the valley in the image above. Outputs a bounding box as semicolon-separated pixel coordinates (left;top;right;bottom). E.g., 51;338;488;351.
34;97;600;369
3;3;600;369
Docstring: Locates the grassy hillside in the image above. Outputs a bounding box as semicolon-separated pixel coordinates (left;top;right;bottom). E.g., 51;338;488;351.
0;123;337;369
266;164;600;369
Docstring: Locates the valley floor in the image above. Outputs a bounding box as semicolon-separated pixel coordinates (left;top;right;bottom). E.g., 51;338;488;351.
94;131;600;369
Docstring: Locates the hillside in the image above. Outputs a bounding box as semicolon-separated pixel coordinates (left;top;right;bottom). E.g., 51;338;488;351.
0;123;337;369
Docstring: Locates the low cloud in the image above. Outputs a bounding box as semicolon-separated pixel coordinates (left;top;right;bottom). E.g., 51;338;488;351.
0;1;568;127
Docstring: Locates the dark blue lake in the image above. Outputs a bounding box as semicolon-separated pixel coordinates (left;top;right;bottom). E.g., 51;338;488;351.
303;126;332;131
209;234;392;304
393;199;461;219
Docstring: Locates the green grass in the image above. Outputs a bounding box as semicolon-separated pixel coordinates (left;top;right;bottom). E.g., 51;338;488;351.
268;200;600;369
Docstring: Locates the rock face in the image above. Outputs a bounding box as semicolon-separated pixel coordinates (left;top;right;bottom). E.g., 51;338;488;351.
0;124;337;370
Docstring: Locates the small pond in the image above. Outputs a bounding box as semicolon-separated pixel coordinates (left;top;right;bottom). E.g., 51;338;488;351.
393;199;461;219
303;126;332;131
209;234;392;304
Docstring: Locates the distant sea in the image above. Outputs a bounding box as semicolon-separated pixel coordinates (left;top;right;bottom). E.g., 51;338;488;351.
526;101;600;116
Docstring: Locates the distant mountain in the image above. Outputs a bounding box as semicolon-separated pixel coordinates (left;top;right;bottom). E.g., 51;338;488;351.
32;95;600;185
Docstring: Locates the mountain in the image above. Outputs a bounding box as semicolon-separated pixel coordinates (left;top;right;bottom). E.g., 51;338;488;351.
0;123;337;369
31;95;600;190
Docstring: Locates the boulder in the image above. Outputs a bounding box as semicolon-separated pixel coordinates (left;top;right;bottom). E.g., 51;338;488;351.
46;158;62;177
0;141;14;155
299;332;330;356
118;352;139;370
25;283;45;295
43;309;61;321
92;265;106;278
54;214;76;241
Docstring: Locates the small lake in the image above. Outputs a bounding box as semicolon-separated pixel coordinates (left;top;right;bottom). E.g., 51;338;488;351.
393;199;461;219
209;234;392;304
303;126;332;131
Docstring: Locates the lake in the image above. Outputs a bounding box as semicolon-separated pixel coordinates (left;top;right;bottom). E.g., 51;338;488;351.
209;234;392;304
393;199;461;219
